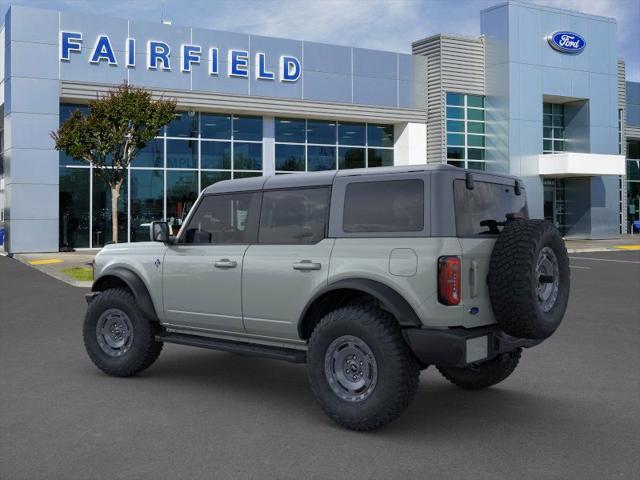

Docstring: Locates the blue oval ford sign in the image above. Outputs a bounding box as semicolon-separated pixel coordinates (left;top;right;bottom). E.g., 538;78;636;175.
547;31;586;54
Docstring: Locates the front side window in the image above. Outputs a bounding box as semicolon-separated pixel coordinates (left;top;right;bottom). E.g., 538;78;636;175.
259;188;329;244
454;180;528;236
182;192;260;244
343;179;424;233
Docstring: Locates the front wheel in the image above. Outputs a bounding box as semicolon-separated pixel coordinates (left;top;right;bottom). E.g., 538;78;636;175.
437;349;521;390
307;305;420;431
83;287;163;377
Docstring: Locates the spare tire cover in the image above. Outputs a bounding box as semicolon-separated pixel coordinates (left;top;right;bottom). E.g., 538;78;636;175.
488;219;570;340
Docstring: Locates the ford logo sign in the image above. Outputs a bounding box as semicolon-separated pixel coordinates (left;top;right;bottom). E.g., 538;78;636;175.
547;31;586;54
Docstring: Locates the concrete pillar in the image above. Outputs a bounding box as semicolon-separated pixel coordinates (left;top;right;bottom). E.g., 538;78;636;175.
394;122;427;165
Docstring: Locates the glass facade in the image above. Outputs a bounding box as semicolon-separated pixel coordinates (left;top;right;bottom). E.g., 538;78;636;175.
445;92;486;170
627;140;640;231
274;118;394;173
58;104;263;248
543;103;565;154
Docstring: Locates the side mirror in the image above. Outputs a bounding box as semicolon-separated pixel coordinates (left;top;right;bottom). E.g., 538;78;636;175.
150;221;171;243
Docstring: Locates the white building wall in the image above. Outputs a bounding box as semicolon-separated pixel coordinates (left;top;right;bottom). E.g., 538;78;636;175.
394;122;427;165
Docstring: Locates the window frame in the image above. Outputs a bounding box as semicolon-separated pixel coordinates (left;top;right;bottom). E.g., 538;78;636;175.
329;173;431;238
445;92;487;170
257;186;332;245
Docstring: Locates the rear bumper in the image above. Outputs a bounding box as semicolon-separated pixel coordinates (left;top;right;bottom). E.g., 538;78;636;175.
403;325;542;368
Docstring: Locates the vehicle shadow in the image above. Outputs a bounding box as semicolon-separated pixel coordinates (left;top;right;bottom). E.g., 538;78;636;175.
129;346;577;438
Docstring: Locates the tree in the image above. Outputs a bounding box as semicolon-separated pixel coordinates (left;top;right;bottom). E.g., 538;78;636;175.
52;83;176;243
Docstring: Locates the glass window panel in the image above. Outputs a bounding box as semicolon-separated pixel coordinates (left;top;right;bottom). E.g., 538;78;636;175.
467;108;484;121
59;167;90;248
554;140;564;151
339;147;365;170
368;148;394;168
552;103;563;115
166;170;198;235
59;151;86;167
60;103;89;123
367;124;394;147
233;115;262;141
167;111;198;138
259;188;329;244
447;160;465;168
446;92;464;106
307;120;336;145
447;133;465;146
201;140;231;169
628;141;640;159
447;147;464;159
447;120;464;133
338;122;365;146
467;95;484;108
543;139;553;151
233;171;263;179
554;128;564;139
446;106;464;120
467;134;485;147
626;160;640;181
543;127;553;138
92;169;127;247
543;114;553;126
275;144;305;171
134;138;163;168
543;103;552;114
166;139;197;169
343;180;424;233
233;142;262;170
467;161;486;171
275;117;306;143
307;145;336;171
183;192;260;244
552;115;563;127
201;171;231;189
130;169;164;243
200;113;231;139
468;148;485;160
467;122;484;134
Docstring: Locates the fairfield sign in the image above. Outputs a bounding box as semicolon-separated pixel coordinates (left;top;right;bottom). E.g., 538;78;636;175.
59;31;302;82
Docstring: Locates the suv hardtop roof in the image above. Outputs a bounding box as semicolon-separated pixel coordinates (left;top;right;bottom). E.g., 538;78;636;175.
202;164;520;195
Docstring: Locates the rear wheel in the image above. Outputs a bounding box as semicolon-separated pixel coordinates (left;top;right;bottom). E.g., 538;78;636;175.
437;349;521;390
307;305;420;431
83;287;163;377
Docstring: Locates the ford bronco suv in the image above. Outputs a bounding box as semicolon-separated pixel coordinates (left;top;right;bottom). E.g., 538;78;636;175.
84;165;570;431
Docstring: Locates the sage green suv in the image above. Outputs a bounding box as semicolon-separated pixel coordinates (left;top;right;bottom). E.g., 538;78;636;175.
84;165;570;431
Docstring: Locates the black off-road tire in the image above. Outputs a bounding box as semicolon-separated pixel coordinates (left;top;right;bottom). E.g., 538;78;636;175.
437;349;521;390
83;287;163;377
307;305;420;431
488;219;570;340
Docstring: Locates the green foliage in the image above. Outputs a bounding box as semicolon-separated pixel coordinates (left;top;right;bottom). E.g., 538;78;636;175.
51;83;176;187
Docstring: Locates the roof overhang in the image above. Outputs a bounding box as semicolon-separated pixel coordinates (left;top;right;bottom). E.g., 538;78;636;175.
537;152;626;177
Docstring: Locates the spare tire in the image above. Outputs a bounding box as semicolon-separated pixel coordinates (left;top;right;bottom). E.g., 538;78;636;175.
488;219;570;340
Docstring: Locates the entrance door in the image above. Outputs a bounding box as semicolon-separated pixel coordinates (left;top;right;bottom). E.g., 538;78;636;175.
242;187;333;341
543;178;568;236
162;191;261;334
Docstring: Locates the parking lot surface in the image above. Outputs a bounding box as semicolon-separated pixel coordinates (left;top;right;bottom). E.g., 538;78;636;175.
1;251;638;480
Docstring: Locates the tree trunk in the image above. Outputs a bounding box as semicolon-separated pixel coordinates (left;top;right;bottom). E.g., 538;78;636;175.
110;180;123;243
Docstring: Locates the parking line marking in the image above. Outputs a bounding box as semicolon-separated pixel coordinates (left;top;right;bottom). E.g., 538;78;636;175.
569;256;640;265
28;259;63;265
570;265;591;269
614;245;640;251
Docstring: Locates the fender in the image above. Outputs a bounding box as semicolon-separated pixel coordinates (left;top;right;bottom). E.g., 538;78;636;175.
298;278;422;337
92;267;159;321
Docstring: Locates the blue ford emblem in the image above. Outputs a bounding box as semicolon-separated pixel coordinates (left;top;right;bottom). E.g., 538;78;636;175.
547;31;586;54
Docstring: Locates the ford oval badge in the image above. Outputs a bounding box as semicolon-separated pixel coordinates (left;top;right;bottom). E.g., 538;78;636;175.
547;31;586;54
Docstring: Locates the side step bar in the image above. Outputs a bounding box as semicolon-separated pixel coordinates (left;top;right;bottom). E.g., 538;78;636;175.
156;332;307;363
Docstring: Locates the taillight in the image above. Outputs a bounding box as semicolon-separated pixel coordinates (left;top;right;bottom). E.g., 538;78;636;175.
438;256;461;306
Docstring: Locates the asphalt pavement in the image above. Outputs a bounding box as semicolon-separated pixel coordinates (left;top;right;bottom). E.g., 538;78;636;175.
0;251;638;480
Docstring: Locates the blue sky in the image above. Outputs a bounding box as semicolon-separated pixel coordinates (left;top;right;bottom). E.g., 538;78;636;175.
1;0;638;80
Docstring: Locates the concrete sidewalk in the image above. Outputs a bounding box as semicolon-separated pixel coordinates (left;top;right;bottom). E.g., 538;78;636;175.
564;234;640;253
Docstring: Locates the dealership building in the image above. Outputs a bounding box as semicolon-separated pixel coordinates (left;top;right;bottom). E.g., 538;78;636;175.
0;1;639;252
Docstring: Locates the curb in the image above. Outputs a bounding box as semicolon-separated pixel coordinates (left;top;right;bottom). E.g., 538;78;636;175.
11;254;92;288
567;247;617;254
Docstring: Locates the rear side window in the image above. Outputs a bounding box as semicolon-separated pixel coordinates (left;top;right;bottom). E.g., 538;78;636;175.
182;192;260;244
259;188;329;244
343;180;424;233
454;180;528;236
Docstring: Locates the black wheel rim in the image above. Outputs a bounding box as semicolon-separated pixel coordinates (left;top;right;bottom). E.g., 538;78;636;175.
324;335;378;402
535;246;560;313
96;308;134;357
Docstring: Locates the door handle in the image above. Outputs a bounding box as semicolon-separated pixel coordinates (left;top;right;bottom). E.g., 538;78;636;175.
293;260;322;271
214;259;237;269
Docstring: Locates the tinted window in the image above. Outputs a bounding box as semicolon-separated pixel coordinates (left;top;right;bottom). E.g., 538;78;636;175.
343;180;424;233
454;180;528;236
183;193;260;244
259;188;329;244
